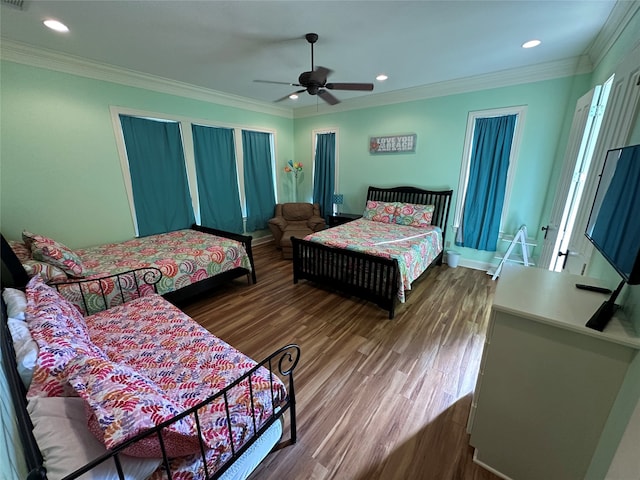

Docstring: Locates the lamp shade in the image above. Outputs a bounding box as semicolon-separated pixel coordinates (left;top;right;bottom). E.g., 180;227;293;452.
333;194;344;205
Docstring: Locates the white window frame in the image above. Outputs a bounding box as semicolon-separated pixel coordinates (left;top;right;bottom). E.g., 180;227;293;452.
311;127;339;205
110;106;277;235
453;105;527;233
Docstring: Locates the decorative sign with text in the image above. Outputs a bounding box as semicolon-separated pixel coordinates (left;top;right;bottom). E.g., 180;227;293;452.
369;134;417;154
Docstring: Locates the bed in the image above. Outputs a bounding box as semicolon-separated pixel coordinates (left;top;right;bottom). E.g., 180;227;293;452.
2;224;256;315
1;270;300;480
292;186;453;319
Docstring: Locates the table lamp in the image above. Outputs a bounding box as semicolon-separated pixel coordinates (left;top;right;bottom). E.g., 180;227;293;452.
333;194;344;214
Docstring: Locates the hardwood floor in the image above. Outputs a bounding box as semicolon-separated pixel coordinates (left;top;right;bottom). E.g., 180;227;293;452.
182;242;501;480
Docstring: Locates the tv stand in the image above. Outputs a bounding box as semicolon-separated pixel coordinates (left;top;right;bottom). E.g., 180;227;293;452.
585;279;625;332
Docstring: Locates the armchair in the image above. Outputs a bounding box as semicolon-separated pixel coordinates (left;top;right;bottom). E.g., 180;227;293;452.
268;203;326;259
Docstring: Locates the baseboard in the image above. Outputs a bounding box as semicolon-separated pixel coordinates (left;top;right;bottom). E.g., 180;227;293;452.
444;252;493;272
253;235;274;247
472;451;513;480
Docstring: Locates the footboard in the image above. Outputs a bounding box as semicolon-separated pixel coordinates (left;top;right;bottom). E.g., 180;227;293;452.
191;224;256;284
291;237;400;319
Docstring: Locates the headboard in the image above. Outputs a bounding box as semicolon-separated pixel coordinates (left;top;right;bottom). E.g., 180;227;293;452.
366;186;453;242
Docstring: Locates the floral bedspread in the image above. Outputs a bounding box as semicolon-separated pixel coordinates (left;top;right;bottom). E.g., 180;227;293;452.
304;218;442;302
59;229;251;314
85;294;287;479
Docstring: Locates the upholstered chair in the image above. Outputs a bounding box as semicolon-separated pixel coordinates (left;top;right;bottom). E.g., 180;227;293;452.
268;203;326;259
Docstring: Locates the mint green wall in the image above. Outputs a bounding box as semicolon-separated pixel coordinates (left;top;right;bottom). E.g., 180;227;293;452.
294;75;590;265
0;61;293;248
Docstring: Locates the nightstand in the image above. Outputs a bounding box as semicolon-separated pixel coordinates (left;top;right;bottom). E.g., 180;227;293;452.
328;213;362;227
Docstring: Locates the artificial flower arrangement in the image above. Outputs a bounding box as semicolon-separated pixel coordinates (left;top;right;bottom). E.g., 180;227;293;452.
284;160;303;178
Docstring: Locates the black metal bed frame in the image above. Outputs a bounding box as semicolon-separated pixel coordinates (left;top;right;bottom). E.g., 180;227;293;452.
1;266;300;480
292;186;453;319
0;224;257;305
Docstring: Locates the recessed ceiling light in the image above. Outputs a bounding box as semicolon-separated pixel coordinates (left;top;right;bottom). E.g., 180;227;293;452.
43;19;69;33
522;39;541;49
376;74;388;81
289;94;299;100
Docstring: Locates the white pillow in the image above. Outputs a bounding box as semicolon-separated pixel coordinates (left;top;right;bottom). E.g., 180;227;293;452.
27;397;162;480
7;318;38;387
3;288;27;320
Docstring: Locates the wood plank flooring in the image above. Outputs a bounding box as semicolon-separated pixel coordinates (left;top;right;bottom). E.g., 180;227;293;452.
182;242;501;480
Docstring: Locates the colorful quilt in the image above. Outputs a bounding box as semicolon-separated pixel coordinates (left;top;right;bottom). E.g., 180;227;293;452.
59;229;251;314
304;218;442;302
85;294;287;478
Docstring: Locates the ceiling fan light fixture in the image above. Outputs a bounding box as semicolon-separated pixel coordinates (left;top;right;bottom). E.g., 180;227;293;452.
522;39;541;49
289;94;299;100
376;74;388;81
43;19;69;33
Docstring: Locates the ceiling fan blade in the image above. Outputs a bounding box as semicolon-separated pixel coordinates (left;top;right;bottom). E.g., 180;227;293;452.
310;66;333;83
325;82;374;91
254;79;302;87
275;89;307;102
318;89;340;105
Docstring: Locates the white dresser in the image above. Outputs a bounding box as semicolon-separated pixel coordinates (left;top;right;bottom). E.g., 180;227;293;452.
468;264;640;480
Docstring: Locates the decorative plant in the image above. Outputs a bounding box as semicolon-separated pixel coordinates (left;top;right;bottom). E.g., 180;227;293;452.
284;159;303;179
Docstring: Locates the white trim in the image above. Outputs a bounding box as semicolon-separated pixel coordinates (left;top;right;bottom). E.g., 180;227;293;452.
586;1;640;69
109;106;277;233
453;105;527;232
0;40;293;119
294;57;592;118
472;451;514;480
0;39;594;120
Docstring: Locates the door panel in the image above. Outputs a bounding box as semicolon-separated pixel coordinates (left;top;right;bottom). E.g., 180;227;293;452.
539;88;599;270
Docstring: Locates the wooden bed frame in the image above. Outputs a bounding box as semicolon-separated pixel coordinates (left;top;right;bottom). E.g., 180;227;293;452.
0;266;299;480
292;186;453;319
0;224;257;306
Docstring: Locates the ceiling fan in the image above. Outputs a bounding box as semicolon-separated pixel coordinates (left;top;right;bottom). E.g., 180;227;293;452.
254;33;374;105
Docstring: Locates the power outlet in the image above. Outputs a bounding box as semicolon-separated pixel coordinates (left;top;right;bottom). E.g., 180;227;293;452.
445;241;451;248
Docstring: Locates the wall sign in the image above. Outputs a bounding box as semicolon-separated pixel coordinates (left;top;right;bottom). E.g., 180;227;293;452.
369;134;417;154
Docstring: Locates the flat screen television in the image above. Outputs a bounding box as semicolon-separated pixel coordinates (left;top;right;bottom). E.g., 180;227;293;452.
583;143;640;330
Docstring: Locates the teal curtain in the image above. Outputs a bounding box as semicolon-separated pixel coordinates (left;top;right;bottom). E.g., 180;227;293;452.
192;125;243;233
242;130;276;231
312;132;336;219
456;115;517;251
119;115;195;237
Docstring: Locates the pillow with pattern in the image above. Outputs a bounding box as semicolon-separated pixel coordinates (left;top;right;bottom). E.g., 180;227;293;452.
25;276;106;398
362;200;398;223
9;240;32;262
67;353;201;458
23;259;69;283
394;203;435;228
23;231;85;277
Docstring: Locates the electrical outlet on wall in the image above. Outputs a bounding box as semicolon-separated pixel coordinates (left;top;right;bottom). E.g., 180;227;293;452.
445;241;451;248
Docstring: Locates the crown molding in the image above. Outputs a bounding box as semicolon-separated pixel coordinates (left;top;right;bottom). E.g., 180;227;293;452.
0;39;293;119
293;55;593;118
0;37;597;121
587;1;640;68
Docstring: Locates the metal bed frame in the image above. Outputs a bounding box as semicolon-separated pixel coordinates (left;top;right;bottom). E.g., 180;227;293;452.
0;263;299;480
292;186;453;319
0;224;257;306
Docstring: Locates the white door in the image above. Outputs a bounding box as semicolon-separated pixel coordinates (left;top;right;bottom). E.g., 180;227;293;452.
538;86;604;272
562;44;640;275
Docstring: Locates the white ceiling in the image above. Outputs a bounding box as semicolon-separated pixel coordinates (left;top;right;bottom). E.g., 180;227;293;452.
0;1;634;111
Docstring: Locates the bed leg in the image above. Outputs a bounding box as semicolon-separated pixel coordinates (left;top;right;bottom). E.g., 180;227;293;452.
288;376;297;444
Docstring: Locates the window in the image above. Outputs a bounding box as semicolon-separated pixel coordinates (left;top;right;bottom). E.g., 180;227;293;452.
454;106;526;250
111;107;276;235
